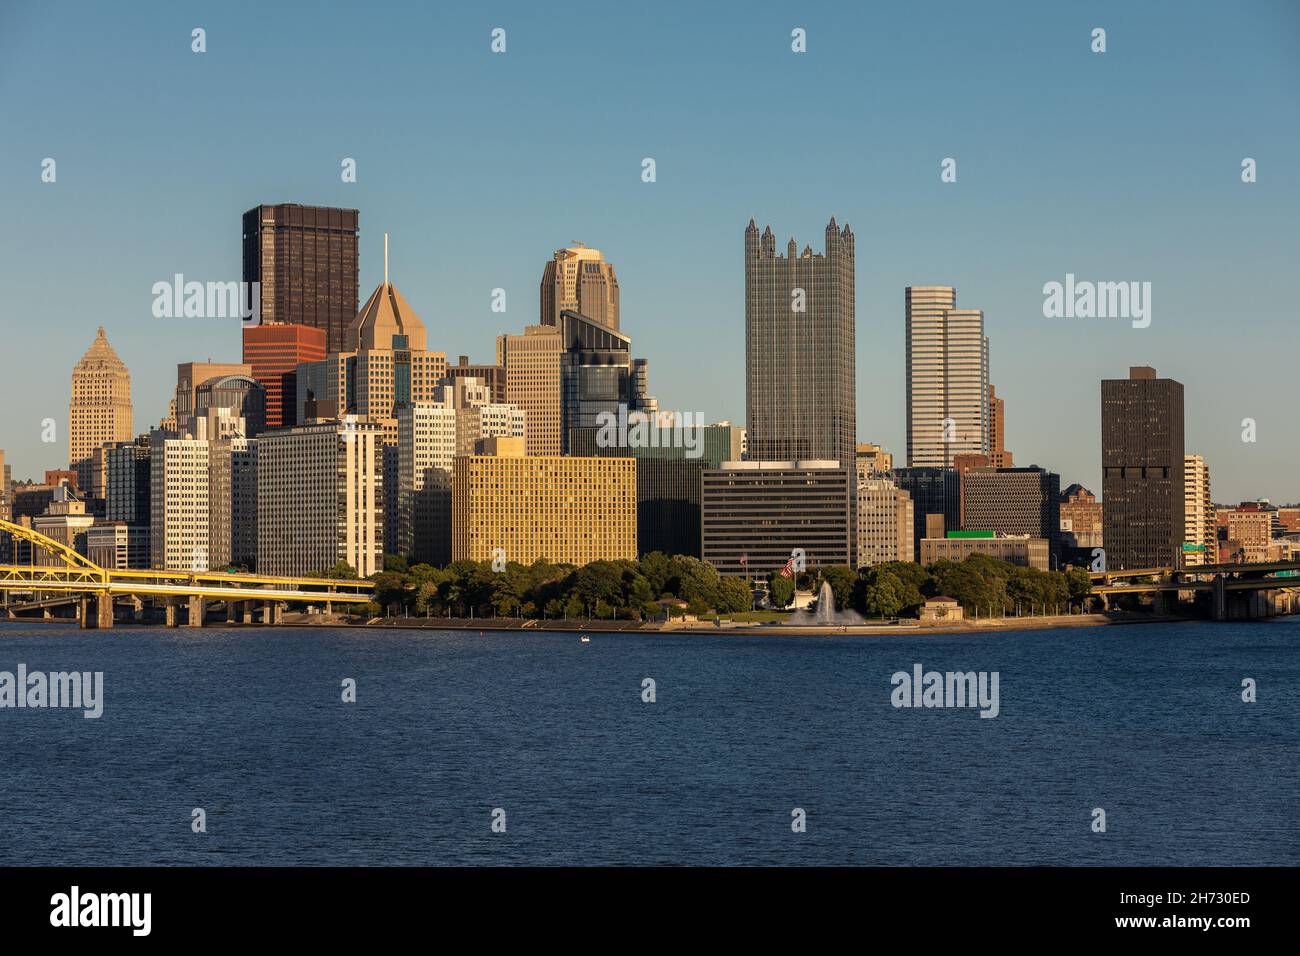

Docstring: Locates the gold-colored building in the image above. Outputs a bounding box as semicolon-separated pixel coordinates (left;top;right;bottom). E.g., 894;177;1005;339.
496;324;562;455
69;326;133;495
452;440;636;565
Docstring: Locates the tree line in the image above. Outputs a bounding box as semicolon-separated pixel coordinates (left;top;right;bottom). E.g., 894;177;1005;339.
321;551;1092;620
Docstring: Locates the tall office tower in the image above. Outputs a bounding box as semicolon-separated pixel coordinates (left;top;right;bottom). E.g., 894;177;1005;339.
1059;484;1104;551
701;460;853;576
105;439;151;521
960;467;1061;555
396;402;457;564
540;243;620;331
257;418;384;577
1101;366;1185;570
905;286;989;467
69;326;133;496
309;278;451;435
296;275;447;555
445;355;507;405
856;478;915;567
550;309;656;453
242;324;328;428
209;437;258;570
891;466;961;559
149;434;211;571
452;438;637;565
855;443;893;481
988;384;1013;467
174;362;252;436
569;421;746;558
242;204;360;353
1183;454;1214;567
745;218;856;467
497;324;563;455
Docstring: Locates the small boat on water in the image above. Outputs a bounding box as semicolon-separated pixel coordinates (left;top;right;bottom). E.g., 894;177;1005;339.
580;635;591;643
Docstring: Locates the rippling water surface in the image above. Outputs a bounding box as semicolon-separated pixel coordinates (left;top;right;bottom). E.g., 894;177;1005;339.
1;619;1296;865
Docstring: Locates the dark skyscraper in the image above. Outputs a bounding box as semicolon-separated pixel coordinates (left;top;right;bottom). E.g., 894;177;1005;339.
1101;366;1185;570
745;217;856;467
552;310;655;453
891;466;961;558
242;204;360;353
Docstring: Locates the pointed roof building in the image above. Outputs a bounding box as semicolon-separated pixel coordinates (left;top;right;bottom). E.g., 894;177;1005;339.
69;326;133;496
347;281;428;352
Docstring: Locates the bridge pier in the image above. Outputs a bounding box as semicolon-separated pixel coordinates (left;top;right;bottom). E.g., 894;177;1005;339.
226;600;239;624
96;593;114;629
1213;575;1226;621
76;594;114;630
165;599;178;628
265;600;282;625
186;595;204;628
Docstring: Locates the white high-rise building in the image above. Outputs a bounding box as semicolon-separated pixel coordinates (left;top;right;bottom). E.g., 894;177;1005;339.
149;409;254;572
257;418;384;577
1183;453;1214;567
396;403;457;564
150;436;211;571
906;286;989;467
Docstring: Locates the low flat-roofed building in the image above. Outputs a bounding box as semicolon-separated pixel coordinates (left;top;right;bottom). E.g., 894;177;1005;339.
920;534;1050;570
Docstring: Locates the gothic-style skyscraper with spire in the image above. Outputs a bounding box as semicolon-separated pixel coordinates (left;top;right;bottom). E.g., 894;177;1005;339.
744;217;856;466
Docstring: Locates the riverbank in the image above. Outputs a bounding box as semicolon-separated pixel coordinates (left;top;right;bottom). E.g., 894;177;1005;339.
292;610;1196;636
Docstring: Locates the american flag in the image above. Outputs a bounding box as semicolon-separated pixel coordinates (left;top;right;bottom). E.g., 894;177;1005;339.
779;557;795;579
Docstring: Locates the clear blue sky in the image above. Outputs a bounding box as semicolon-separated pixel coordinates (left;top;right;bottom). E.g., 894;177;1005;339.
2;0;1297;502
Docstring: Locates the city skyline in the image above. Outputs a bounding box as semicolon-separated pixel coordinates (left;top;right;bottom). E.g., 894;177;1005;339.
2;2;1298;503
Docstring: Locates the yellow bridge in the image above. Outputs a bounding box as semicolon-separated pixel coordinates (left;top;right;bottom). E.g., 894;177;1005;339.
0;519;373;628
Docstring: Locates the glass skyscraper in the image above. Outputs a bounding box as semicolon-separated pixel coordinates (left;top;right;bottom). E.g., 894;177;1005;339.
744;217;856;467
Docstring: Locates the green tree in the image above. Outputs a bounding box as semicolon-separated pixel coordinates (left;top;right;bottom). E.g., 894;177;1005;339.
767;571;795;608
718;576;753;613
862;576;904;618
1066;567;1092;606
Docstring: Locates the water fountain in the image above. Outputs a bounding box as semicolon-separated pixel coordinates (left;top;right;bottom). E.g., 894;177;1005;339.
797;580;865;626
